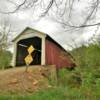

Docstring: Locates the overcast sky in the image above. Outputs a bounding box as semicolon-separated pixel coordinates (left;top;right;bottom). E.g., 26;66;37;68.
0;0;99;51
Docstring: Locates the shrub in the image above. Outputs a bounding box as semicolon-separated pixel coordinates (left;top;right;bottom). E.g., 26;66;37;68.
57;68;82;87
71;44;100;67
0;50;12;69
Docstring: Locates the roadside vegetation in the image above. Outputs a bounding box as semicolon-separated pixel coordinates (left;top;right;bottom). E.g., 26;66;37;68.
0;44;100;100
0;50;12;69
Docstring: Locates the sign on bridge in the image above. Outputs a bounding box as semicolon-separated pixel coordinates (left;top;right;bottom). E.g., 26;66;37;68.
24;45;35;71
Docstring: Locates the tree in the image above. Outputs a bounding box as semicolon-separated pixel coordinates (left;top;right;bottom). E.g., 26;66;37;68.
0;0;100;30
0;50;12;69
0;20;11;51
0;20;12;69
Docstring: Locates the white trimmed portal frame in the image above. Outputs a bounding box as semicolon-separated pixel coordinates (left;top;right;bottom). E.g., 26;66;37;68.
12;27;46;67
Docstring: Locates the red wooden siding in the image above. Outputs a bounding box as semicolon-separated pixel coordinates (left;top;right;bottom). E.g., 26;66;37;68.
45;40;75;69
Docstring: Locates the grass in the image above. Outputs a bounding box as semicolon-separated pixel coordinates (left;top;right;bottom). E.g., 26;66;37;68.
0;86;99;100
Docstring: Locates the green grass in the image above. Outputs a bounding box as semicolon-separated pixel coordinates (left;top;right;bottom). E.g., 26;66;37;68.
0;86;99;100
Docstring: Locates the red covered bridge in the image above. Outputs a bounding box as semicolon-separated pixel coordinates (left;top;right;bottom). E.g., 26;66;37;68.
12;27;76;69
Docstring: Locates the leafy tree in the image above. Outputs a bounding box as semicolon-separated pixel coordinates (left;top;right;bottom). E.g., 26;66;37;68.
71;44;100;67
0;50;12;69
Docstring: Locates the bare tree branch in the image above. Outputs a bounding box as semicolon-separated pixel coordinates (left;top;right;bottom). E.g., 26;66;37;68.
41;0;55;17
81;0;100;26
0;20;12;50
0;0;100;29
0;0;27;14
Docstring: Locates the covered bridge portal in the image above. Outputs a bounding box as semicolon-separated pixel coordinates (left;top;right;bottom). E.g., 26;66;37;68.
16;37;41;66
12;27;75;69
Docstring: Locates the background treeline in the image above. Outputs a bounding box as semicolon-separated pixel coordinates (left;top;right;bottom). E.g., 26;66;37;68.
71;44;100;67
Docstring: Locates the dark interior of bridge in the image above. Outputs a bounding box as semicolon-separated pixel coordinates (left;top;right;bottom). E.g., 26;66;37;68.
16;37;41;66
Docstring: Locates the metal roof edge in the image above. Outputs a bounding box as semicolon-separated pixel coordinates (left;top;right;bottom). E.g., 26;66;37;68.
12;27;46;42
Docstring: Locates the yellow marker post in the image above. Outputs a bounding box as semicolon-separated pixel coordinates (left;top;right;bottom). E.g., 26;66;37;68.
24;54;33;72
28;45;35;54
24;45;35;72
24;54;33;65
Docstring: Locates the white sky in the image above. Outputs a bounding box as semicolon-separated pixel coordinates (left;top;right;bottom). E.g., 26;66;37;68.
0;0;99;51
